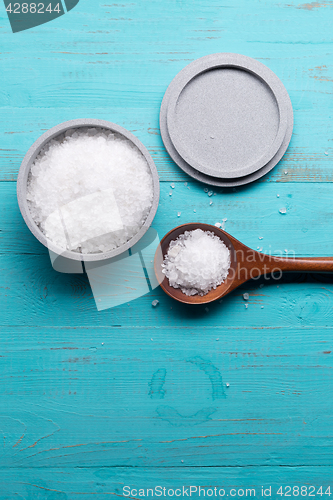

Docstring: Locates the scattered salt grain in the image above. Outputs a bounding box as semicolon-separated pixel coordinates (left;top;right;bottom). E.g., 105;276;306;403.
215;222;222;228
222;218;227;230
325;151;328;156
170;183;175;188
204;188;208;193
193;209;196;213
284;171;288;175
259;236;263;240
226;383;230;387
245;304;248;309
152;300;159;308
208;191;213;197
243;293;249;300
26;128;154;254
177;212;181;217
162;229;231;296
209;201;213;206
184;182;188;187
277;194;280;198
279;207;287;214
169;191;173;196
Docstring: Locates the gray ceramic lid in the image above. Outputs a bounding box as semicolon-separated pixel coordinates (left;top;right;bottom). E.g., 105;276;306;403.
164;53;292;179
160;61;293;187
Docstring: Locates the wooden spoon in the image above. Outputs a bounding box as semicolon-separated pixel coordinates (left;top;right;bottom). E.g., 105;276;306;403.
154;223;333;305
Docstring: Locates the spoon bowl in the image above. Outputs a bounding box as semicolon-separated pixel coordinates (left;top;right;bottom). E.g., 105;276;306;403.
154;223;333;305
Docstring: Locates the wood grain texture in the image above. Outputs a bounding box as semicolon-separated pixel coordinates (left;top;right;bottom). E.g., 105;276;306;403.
0;467;332;499
1;326;333;469
0;0;333;494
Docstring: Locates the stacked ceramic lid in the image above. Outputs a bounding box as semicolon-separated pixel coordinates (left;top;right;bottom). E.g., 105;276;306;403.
160;53;293;187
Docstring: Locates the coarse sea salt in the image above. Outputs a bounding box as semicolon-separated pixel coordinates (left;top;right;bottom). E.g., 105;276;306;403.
26;128;154;254
162;229;231;296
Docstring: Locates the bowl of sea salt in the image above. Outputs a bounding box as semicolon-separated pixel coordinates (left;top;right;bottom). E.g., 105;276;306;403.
17;119;160;262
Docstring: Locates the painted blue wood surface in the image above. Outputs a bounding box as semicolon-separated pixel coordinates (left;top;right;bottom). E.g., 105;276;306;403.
0;0;333;497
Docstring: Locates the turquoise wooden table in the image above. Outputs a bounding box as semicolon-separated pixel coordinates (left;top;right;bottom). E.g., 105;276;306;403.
1;0;333;497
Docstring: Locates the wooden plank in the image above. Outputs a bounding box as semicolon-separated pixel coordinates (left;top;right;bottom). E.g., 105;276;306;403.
2;180;333;256
1;252;333;327
0;326;333;467
0;466;332;498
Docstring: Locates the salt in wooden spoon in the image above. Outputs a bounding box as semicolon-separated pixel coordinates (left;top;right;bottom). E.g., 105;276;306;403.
154;223;333;305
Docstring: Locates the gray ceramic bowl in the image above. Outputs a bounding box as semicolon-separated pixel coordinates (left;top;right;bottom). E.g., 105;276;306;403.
17;119;160;262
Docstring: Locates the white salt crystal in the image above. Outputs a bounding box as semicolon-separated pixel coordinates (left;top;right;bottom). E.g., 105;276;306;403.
259;236;263;240
169;191;173;196
325;151;328;156
162;229;231;297
44;188;123;250
204;188;208;193
243;293;249;300
170;183;175;188
208;191;213;197
152;300;159;308
279;207;287;214
27;128;154;254
209;201;213;206
177;212;181;217
215;222;222;228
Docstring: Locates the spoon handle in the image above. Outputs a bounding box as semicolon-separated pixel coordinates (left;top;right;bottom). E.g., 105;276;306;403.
264;256;333;274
